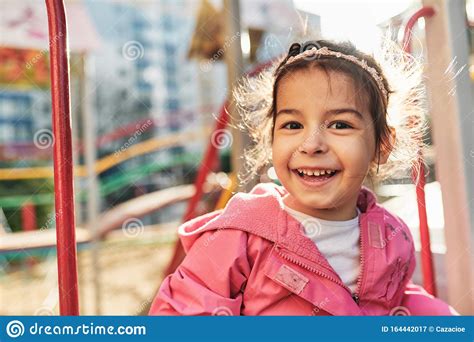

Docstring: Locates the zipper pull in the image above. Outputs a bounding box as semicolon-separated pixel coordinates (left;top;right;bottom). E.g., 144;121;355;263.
352;293;360;305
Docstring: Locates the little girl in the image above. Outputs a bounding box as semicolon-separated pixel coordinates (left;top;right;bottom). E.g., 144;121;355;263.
149;39;458;316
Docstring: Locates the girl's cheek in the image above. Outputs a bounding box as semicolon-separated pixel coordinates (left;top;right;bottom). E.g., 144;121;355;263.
272;140;292;167
271;144;283;165
339;139;374;171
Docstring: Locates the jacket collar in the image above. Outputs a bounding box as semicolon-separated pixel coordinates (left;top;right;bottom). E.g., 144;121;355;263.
179;182;383;262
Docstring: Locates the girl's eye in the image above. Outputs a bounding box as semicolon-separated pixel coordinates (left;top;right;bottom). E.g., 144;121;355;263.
282;121;302;130
328;121;352;129
282;121;303;129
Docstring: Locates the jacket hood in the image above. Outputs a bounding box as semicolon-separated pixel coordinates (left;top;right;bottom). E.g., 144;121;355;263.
178;182;379;253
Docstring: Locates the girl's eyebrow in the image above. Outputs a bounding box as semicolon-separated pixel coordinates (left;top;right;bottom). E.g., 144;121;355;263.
326;108;364;119
276;108;303;117
276;108;363;119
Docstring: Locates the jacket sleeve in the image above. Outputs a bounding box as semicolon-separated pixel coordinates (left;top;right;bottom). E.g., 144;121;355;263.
400;281;459;315
390;214;458;316
148;229;251;316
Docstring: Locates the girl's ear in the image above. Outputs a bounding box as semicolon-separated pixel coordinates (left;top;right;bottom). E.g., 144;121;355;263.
377;126;396;165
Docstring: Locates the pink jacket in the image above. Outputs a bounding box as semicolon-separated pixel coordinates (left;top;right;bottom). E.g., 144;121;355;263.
149;183;457;315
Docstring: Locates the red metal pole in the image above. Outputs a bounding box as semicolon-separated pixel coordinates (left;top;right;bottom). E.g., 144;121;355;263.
45;0;80;315
402;6;437;296
21;202;37;232
22;202;37;267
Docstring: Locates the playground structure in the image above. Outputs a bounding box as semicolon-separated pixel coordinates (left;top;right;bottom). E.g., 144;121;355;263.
0;0;473;315
0;183;221;254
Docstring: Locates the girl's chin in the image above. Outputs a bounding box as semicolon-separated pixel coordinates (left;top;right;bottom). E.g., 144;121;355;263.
297;198;336;211
285;192;336;211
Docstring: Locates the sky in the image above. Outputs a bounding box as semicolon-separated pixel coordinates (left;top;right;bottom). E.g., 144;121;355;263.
293;0;417;53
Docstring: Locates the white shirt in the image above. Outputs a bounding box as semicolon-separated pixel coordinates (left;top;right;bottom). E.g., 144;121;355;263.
284;205;361;292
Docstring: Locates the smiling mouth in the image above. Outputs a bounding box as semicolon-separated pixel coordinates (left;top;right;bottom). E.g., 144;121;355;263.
292;169;340;182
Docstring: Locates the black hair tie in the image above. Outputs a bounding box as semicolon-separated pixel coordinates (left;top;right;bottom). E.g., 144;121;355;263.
287;43;302;58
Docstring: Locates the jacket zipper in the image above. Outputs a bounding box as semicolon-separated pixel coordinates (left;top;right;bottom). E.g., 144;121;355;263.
353;215;365;305
275;214;366;306
274;245;352;294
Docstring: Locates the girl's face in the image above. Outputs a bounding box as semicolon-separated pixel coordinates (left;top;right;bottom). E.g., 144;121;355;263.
272;67;384;221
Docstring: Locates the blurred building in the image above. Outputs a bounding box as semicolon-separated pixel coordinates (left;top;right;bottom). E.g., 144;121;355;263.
0;0;99;159
0;91;34;145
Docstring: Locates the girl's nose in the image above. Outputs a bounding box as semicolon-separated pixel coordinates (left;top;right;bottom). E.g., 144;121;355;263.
297;130;329;155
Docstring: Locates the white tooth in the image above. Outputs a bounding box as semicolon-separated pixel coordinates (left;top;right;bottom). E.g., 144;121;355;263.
320;170;326;175
313;170;320;176
306;170;313;176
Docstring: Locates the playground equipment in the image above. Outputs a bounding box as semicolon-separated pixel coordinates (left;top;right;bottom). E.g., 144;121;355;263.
0;107;214;162
402;6;437;296
0;183;220;255
0;129;211;180
420;0;473;314
0;152;203;208
45;0;78;315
